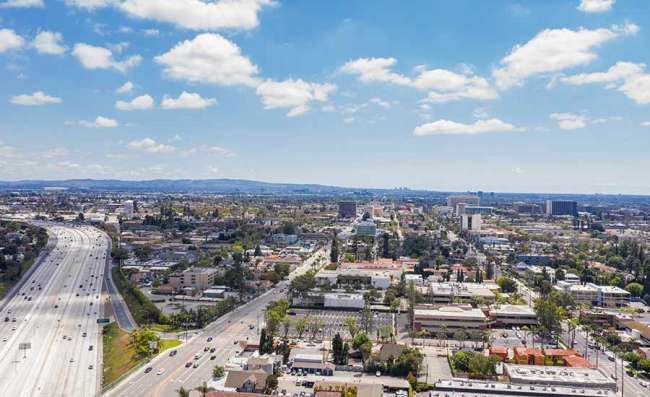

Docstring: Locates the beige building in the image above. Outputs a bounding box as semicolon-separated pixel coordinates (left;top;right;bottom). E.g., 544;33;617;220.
169;267;217;292
414;305;487;334
489;304;537;327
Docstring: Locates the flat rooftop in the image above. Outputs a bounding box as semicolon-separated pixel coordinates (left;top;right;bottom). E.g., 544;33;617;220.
504;364;615;390
432;379;616;397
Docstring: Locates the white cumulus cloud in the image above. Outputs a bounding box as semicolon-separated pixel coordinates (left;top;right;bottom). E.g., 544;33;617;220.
116;81;134;94
641;121;650;127
413;118;523;136
550;113;588;130
559;61;650;104
72;43;142;72
68;116;119;128
155;33;258;87
578;0;615;13
0;28;25;53
127;138;175;154
341;57;497;103
340;57;411;86
161;91;217;109
493;24;634;89
10;91;62;106
115;94;154;110
118;0;274;31
64;0;112;9
256;79;336;117
32;31;66;55
1;0;43;7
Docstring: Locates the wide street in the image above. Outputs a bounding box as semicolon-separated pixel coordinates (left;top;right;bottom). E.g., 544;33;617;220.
0;224;108;397
570;326;647;397
105;246;329;397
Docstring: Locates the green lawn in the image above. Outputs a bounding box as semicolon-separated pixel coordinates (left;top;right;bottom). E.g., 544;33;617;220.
159;338;182;353
102;323;144;387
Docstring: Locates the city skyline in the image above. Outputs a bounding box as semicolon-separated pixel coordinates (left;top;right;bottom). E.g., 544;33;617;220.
1;0;650;194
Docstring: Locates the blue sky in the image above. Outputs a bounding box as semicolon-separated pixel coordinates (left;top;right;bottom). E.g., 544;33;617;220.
0;0;649;194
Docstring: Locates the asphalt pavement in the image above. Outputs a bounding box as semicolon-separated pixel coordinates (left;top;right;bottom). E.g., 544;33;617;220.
105;247;329;397
0;224;107;397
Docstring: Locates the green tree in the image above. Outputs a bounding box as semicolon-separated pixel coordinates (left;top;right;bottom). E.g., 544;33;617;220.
496;276;517;293
213;365;225;378
264;374;278;394
330;233;339;263
195;381;214;397
295;316;308;339
345;316;359;338
625;282;644;297
535;299;561;341
176;387;190;397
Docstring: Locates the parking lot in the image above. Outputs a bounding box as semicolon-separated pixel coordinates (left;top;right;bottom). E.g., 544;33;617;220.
289;309;394;339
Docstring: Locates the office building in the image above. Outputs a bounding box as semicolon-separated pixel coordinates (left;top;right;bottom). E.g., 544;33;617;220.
169;267;218;292
338;201;357;218
122;200;134;219
462;205;494;216
514;202;541;214
447;195;480;215
489;305;537;327
545;200;578;217
461;214;481;232
356;220;377;237
413;305;488;334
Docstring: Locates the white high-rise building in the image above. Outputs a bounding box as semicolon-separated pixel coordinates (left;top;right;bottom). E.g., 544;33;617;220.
461;214;481;232
123;200;134;220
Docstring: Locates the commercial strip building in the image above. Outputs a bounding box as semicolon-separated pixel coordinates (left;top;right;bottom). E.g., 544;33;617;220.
503;364;616;391
413;305;488;334
315;268;398;290
423;282;496;305
488;305;537;327
432;379;616;397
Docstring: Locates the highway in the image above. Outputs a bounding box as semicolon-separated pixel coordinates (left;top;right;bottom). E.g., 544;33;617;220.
106;246;329;397
0;224;108;397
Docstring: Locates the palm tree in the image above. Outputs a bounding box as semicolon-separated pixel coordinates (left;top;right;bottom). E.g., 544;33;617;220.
176;386;190;397
195;381;214;397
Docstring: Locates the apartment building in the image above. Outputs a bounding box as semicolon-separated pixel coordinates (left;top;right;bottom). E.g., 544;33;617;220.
169;267;218;292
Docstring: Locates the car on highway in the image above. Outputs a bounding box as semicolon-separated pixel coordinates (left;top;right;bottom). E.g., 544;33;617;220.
88;365;94;370
156;368;165;375
193;362;200;368
210;355;216;360
185;362;192;368
207;336;213;342
169;350;177;357
144;367;153;373
89;345;93;351
2;337;7;342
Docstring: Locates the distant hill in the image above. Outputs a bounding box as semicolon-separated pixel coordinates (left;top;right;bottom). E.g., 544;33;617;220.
0;179;648;203
0;178;408;195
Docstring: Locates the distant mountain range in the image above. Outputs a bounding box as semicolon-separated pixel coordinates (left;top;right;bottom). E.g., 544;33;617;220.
0;178;404;195
0;179;648;203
